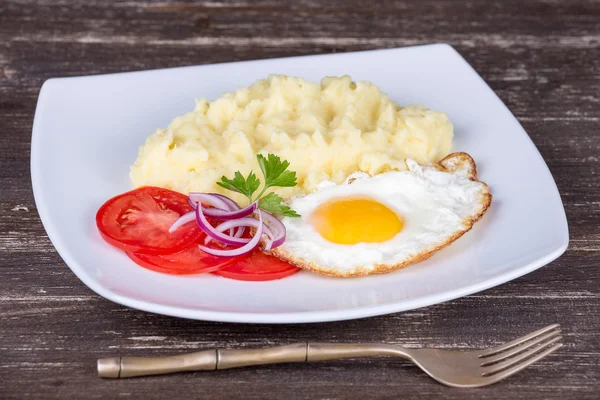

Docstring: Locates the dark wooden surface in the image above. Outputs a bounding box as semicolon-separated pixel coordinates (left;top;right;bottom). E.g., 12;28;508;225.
1;0;600;398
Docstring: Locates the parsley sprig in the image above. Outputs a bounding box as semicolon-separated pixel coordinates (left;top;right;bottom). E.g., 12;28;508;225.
217;154;300;218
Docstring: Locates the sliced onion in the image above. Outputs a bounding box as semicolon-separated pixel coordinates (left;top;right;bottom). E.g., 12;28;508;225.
188;198;199;210
204;217;275;245
170;201;256;234
209;194;244;235
188;193;230;211
232;225;246;238
259;210;286;248
203;201;257;220
182;192;287;252
262;234;273;251
210;193;241;211
201;193;245;236
195;205;250;246
215;217;275;239
188;193;241;235
199;212;264;257
189;193;242;211
168;210;196;233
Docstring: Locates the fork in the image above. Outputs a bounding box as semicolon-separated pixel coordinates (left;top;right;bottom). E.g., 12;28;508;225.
97;324;562;387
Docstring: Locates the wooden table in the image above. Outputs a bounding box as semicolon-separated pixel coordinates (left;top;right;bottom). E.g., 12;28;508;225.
1;1;599;398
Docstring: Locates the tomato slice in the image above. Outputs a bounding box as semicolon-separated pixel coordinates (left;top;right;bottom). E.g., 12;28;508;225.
126;243;244;275
212;250;301;281
96;186;202;255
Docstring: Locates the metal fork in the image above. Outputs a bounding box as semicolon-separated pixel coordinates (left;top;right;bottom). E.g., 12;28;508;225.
98;324;562;387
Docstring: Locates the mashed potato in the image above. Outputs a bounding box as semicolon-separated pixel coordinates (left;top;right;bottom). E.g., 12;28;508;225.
131;75;453;203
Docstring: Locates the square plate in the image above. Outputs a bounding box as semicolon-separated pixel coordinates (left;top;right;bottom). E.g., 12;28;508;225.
31;44;568;323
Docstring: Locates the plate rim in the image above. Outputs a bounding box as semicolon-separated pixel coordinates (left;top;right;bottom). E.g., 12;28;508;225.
31;43;569;324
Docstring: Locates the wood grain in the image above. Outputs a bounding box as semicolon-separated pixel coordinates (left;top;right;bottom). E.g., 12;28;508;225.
1;0;599;398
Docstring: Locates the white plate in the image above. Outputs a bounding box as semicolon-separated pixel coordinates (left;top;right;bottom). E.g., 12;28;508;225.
31;44;568;323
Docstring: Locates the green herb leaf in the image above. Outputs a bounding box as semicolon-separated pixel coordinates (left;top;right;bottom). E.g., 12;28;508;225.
216;153;301;217
216;171;260;202
259;192;300;218
257;153;298;189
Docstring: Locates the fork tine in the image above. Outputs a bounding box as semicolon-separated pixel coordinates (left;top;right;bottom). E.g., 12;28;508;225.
480;329;561;365
482;336;562;375
479;324;560;358
481;343;563;384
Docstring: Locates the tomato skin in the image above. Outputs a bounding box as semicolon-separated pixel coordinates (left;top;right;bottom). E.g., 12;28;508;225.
127;244;244;275
212;250;301;281
99;187;299;281
96;186;203;255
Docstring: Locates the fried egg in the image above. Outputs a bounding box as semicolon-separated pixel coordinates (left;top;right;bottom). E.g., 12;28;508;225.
267;153;491;277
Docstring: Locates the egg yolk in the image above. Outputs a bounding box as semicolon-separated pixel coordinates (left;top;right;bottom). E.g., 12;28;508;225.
309;198;403;244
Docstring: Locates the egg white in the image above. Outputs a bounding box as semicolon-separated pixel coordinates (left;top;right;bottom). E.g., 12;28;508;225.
269;159;490;276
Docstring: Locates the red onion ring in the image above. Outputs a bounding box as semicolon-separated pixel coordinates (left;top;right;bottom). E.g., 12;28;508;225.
259;210;286;248
176;192;288;253
188;193;245;236
188;198;199;210
195;204;250;246
170;201;256;234
203;217;275;245
210;193;241;211
188;193;241;211
232;225;245;238
199;212;264;257
262;235;273;251
168;210;196;233
188;193;230;211
203;202;257;220
208;194;244;236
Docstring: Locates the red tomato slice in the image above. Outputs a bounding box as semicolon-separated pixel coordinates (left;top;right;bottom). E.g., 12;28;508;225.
212;250;301;281
96;186;202;255
126;243;244;275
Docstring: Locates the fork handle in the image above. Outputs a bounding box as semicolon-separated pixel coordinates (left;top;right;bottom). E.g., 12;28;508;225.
307;343;412;362
98;343;412;378
98;349;218;378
